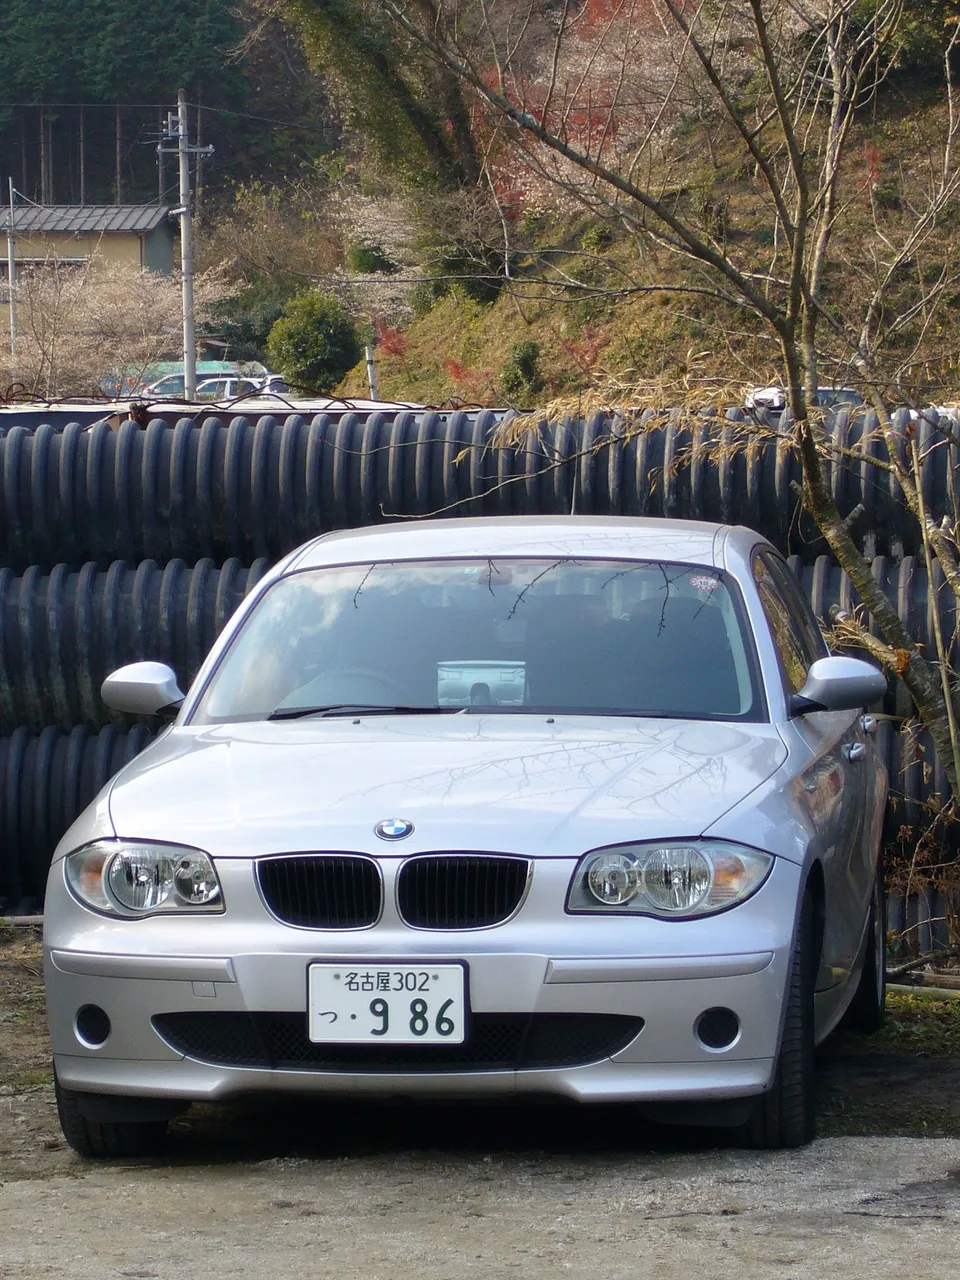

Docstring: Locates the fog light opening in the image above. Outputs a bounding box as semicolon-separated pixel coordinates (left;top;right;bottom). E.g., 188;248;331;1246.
695;1007;740;1051
75;1004;111;1048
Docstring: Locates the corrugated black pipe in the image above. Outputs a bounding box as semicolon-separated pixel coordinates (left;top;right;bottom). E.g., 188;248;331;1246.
0;558;270;731
788;553;957;666
0;408;950;570
787;552;958;716
877;721;958;872
0;724;156;912
0;404;430;433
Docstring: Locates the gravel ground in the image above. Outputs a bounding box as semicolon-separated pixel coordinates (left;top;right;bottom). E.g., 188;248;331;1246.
2;1135;960;1279
4;928;960;1278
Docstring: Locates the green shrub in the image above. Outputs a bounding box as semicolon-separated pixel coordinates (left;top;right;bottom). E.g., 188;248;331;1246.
872;180;902;212
854;0;960;75
414;238;504;306
580;223;614;253
207;279;297;364
693;193;731;240
937;200;960;231
344;241;399;274
409;281;438;317
500;341;544;400
519;209;549;237
266;290;362;391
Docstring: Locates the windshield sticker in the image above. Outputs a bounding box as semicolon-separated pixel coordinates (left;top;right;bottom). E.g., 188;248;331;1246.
689;575;720;593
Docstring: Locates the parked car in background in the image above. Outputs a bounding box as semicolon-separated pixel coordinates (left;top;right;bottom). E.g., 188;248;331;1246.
140;374;275;402
194;377;262;402
45;517;888;1157
816;387;865;411
140;373;187;399
256;374;294;396
745;386;864;414
908;404;960;423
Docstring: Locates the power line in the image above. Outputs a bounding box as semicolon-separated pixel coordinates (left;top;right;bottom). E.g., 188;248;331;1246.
0;101;331;134
6;184;42;209
0;102;175;108
184;104;331;134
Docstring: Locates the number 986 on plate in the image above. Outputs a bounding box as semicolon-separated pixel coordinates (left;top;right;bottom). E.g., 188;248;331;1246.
308;963;466;1044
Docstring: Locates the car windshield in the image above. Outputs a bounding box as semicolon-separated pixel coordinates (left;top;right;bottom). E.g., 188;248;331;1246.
818;388;862;409
150;377;183;396
191;558;762;725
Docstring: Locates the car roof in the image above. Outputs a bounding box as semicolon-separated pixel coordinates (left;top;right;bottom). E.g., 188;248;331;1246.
289;516;768;572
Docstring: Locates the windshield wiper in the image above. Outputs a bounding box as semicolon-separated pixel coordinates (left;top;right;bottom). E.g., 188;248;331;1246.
267;704;463;721
460;706;671;718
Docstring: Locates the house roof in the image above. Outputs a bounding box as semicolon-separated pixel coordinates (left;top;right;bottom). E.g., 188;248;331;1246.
0;205;172;235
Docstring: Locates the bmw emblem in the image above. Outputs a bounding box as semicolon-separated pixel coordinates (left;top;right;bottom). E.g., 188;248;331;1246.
375;817;415;841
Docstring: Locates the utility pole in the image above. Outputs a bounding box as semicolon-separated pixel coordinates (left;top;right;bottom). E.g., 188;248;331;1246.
6;179;16;362
365;346;379;400
158;92;213;400
177;91;196;400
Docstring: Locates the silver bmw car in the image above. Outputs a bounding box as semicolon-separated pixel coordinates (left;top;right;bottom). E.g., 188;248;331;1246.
44;517;888;1156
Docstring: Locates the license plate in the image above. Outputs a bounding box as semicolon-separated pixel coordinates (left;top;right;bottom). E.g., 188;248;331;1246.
307;963;467;1044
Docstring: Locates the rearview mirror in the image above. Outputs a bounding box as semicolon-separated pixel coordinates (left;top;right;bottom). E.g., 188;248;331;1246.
101;662;185;717
790;656;886;715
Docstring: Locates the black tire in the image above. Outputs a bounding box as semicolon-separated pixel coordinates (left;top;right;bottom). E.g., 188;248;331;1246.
840;862;887;1034
736;892;817;1149
54;1072;169;1158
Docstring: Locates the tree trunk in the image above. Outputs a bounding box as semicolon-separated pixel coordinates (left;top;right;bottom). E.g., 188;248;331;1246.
115;104;122;205
79;105;85;207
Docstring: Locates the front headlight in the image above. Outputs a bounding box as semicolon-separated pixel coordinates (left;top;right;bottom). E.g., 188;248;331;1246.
567;841;772;918
65;842;223;917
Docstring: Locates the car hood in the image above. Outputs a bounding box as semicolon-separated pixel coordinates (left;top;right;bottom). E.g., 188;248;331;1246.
106;715;787;858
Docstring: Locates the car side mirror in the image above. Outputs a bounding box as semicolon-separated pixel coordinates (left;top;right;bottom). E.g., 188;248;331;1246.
101;662;185;717
790;655;887;716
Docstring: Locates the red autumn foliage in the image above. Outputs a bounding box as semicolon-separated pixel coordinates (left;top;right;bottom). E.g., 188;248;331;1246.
442;357;493;402
577;0;621;32
494;179;525;220
375;318;407;358
576;0;661;36
863;141;883;186
560;334;605;375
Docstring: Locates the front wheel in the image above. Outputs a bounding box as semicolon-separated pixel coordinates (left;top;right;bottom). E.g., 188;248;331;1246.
55;1072;169;1158
736;892;816;1149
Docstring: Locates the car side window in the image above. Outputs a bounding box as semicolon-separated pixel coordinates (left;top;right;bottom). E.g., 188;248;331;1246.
752;552;816;694
763;553;829;665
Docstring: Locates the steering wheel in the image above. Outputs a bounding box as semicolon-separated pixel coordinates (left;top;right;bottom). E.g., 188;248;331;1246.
332;669;414;702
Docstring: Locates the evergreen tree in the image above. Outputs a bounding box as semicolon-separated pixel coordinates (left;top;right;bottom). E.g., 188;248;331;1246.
0;0;246;105
278;0;478;188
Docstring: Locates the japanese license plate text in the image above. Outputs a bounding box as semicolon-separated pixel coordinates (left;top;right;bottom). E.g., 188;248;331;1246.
307;963;466;1044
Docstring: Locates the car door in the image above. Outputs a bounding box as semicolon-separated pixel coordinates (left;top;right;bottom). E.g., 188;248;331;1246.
752;550;868;990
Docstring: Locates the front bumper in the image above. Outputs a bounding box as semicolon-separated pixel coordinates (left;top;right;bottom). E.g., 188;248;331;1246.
52;1052;774;1105
45;856;799;1106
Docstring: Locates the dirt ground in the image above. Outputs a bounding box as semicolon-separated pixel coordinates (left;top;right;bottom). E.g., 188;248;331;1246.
3;926;960;1278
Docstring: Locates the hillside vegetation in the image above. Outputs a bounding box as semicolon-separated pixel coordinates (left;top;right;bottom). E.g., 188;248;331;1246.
338;86;960;409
